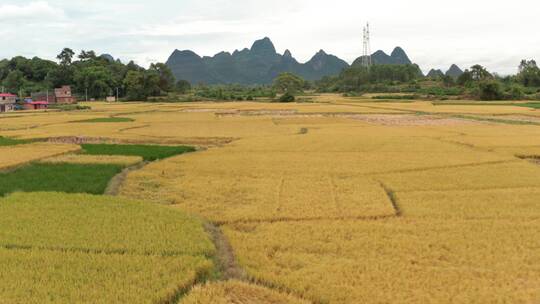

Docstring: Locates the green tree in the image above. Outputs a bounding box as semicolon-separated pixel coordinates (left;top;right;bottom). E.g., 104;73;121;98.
149;63;175;92
442;75;455;87
457;70;473;86
74;66;114;99
78;50;97;61
176;79;192;94
2;70;24;92
123;71;146;100
273;73;304;94
517;59;540;87
57;48;75;66
470;65;492;81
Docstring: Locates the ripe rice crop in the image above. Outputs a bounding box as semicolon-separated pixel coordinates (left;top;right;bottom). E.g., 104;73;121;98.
182;280;310;304
396;187;540;219
0;143;80;170
377;160;540;192
0;192;215;303
41;154;143;166
0;192;215;256
3;98;540;303
223;218;540;304
0;248;212;304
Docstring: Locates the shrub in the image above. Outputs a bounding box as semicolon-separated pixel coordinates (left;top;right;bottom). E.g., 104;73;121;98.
278;92;295;102
506;85;525;100
478;80;504;100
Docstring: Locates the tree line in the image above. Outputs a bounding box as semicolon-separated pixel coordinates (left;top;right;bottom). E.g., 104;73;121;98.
312;59;540;101
0;48;182;100
2;48;539;102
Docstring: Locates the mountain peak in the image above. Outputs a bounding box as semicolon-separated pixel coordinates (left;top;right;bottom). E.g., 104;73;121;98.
283;49;292;58
427;69;444;78
390;47;411;64
446;64;464;78
251;37;276;55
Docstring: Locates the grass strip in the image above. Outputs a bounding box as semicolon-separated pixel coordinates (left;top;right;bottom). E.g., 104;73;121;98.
0;136;32;146
452;114;540;125
81;143;196;161
74;117;135;123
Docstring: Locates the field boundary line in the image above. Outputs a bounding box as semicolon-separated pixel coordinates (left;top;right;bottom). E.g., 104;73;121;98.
156;267;213;304
274;175;285;215
395;185;540;194
368;159;520;176
0;243;208;258
214;214;396;226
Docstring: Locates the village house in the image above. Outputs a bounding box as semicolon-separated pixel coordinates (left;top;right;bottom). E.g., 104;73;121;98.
31;85;77;104
23;100;49;110
54;86;76;104
0;93;17;113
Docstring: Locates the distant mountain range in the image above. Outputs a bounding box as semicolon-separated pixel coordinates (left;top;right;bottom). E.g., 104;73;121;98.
165;37;416;85
426;64;464;79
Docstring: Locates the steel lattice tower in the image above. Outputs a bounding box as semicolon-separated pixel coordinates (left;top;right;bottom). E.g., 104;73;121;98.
362;23;372;68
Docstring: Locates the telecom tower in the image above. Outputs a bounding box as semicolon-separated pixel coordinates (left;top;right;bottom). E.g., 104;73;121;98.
362;23;372;68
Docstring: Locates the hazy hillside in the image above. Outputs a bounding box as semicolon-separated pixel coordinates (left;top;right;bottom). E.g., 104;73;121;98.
166;38;416;85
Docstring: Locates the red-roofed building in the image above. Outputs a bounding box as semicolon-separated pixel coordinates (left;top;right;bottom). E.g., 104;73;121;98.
23;101;49;110
0;93;17;112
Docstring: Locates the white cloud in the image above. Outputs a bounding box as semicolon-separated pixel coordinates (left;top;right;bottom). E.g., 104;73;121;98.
0;1;64;20
0;0;539;74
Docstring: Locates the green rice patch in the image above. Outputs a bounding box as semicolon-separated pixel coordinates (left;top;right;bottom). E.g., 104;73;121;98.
517;102;540;109
74;117;135;123
0;163;123;196
81;143;196;161
0;136;32;146
0;192;215;256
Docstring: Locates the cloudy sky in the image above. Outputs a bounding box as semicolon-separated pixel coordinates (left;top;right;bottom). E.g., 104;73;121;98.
1;0;538;74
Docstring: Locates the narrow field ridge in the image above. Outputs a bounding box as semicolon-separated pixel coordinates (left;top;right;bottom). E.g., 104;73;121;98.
105;161;148;195
203;222;246;280
213;214;397;226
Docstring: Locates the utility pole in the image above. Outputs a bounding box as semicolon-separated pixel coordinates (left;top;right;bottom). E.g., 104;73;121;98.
362;22;372;68
85;88;88;102
116;87;119;102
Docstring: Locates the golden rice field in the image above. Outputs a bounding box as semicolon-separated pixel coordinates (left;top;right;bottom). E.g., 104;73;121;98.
40;154;143;166
1;94;539;303
0;142;80;170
